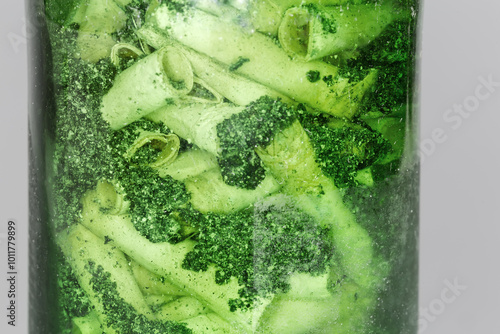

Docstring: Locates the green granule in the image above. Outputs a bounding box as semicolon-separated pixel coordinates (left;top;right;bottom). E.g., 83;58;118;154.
322;74;335;86
163;0;194;14
187;82;217;101
169;79;186;90
114;0;150;43
165;98;176;105
319;15;337;34
229;56;250;71
129;143;162;165
303;4;337;34
115;52;146;72
337;66;370;83
306;70;321;82
301;115;391;188
109;119;171;157
115;165;191;243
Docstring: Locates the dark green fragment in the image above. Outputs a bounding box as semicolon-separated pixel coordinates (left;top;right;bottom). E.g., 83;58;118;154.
301;115;391;188
303;4;337;34
117;166;191;243
322;74;335;87
229;56;250;71
216;96;296;189
169;79;186;90
114;0;149;43
129;143;162;165
306;70;321;83
110;119;171;156
162;0;195;14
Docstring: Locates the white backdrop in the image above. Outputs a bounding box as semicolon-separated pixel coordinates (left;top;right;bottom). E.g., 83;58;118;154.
1;0;499;333
419;0;500;333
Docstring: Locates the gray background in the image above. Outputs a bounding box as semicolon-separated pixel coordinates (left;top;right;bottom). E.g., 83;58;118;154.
1;0;499;333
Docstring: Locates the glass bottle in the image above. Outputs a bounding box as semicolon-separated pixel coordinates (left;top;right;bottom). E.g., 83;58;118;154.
28;0;420;333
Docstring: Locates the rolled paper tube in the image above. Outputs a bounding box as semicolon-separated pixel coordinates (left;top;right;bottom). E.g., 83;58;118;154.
131;0;160;56
255;120;325;195
110;42;145;68
139;6;376;118
178;43;294;106
101;46;194;130
155;148;219;181
279;4;396;61
57;224;156;334
186;169;281;214
248;0;367;36
135;29;294;106
110;47;222;104
76;33;117;63
75;0;128;39
147;103;243;156
123;131;180;168
80;191;273;333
